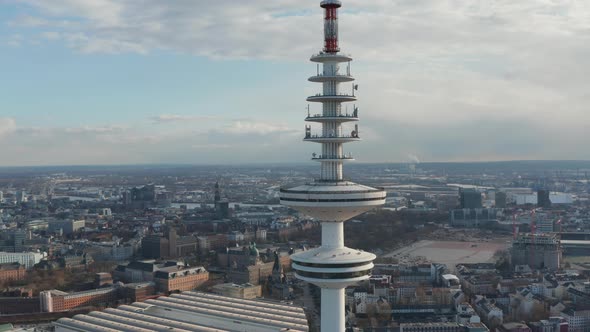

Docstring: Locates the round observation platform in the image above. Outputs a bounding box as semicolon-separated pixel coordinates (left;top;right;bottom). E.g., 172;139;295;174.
320;0;342;8
310;53;353;63
279;181;386;221
304;136;361;143
311;155;355;162
307;94;357;103
291;246;376;289
305;115;359;123
308;74;355;83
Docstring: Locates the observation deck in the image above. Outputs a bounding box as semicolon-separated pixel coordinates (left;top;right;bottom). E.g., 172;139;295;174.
279;181;386;221
310;52;352;63
308;74;355;83
307;93;357;103
303;134;360;143
305;114;358;123
291;247;375;289
311;154;354;162
320;0;342;8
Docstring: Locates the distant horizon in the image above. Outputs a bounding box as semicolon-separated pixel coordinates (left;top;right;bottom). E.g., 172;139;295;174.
1;159;590;169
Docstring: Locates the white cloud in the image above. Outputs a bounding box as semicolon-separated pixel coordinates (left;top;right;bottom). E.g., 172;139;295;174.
40;31;61;40
8;15;51;27
151;114;217;124
0;121;305;166
3;1;590;163
16;0;124;27
0;118;16;137
5;34;23;47
222;121;297;135
191;143;232;150
63;125;126;134
8;0;590;61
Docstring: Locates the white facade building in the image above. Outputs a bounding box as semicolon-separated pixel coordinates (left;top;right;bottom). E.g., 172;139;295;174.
87;241;139;261
236;212;275;226
48;219;85;235
550;192;574;204
513;193;538;205
562;309;590;332
0;251;45;269
509;191;573;206
456;303;481;325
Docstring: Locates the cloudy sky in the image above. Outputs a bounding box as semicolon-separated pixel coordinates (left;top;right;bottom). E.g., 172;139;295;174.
1;0;589;166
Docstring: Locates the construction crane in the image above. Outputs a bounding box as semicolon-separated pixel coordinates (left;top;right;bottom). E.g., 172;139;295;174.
512;213;518;240
531;209;536;270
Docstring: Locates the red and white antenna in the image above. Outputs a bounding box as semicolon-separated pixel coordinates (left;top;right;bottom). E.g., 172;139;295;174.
321;0;341;53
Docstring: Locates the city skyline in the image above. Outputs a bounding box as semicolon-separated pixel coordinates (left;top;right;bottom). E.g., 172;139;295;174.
2;0;590;166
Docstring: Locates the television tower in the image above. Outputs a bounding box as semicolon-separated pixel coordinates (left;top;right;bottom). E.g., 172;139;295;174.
279;1;386;331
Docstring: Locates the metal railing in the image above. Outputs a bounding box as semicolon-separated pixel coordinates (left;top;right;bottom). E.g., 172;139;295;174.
309;93;355;97
304;134;359;139
311;154;354;159
312;73;353;78
306;113;358;119
311;52;352;58
280;187;385;194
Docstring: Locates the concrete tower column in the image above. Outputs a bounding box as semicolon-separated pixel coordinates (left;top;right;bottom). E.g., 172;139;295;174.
321;288;346;332
322;222;344;249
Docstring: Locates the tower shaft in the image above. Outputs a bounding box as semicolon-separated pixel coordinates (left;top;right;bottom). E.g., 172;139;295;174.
321;3;343;182
320;66;344;181
321;288;345;332
280;1;386;331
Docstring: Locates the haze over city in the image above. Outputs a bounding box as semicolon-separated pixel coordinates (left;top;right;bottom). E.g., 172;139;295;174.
1;0;589;166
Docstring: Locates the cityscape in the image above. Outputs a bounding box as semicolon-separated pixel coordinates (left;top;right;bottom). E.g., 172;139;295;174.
1;0;590;332
0;160;588;331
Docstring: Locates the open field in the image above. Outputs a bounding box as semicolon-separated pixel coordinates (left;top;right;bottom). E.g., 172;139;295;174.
563;256;590;270
383;240;510;270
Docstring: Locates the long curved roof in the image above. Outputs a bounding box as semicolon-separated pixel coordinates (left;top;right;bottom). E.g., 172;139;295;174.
53;291;308;332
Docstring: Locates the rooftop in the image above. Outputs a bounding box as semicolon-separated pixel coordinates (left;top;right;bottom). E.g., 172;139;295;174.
54;291;308;332
0;262;23;270
153;266;207;279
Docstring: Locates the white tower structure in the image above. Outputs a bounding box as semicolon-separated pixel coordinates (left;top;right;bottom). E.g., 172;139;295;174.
279;1;386;331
